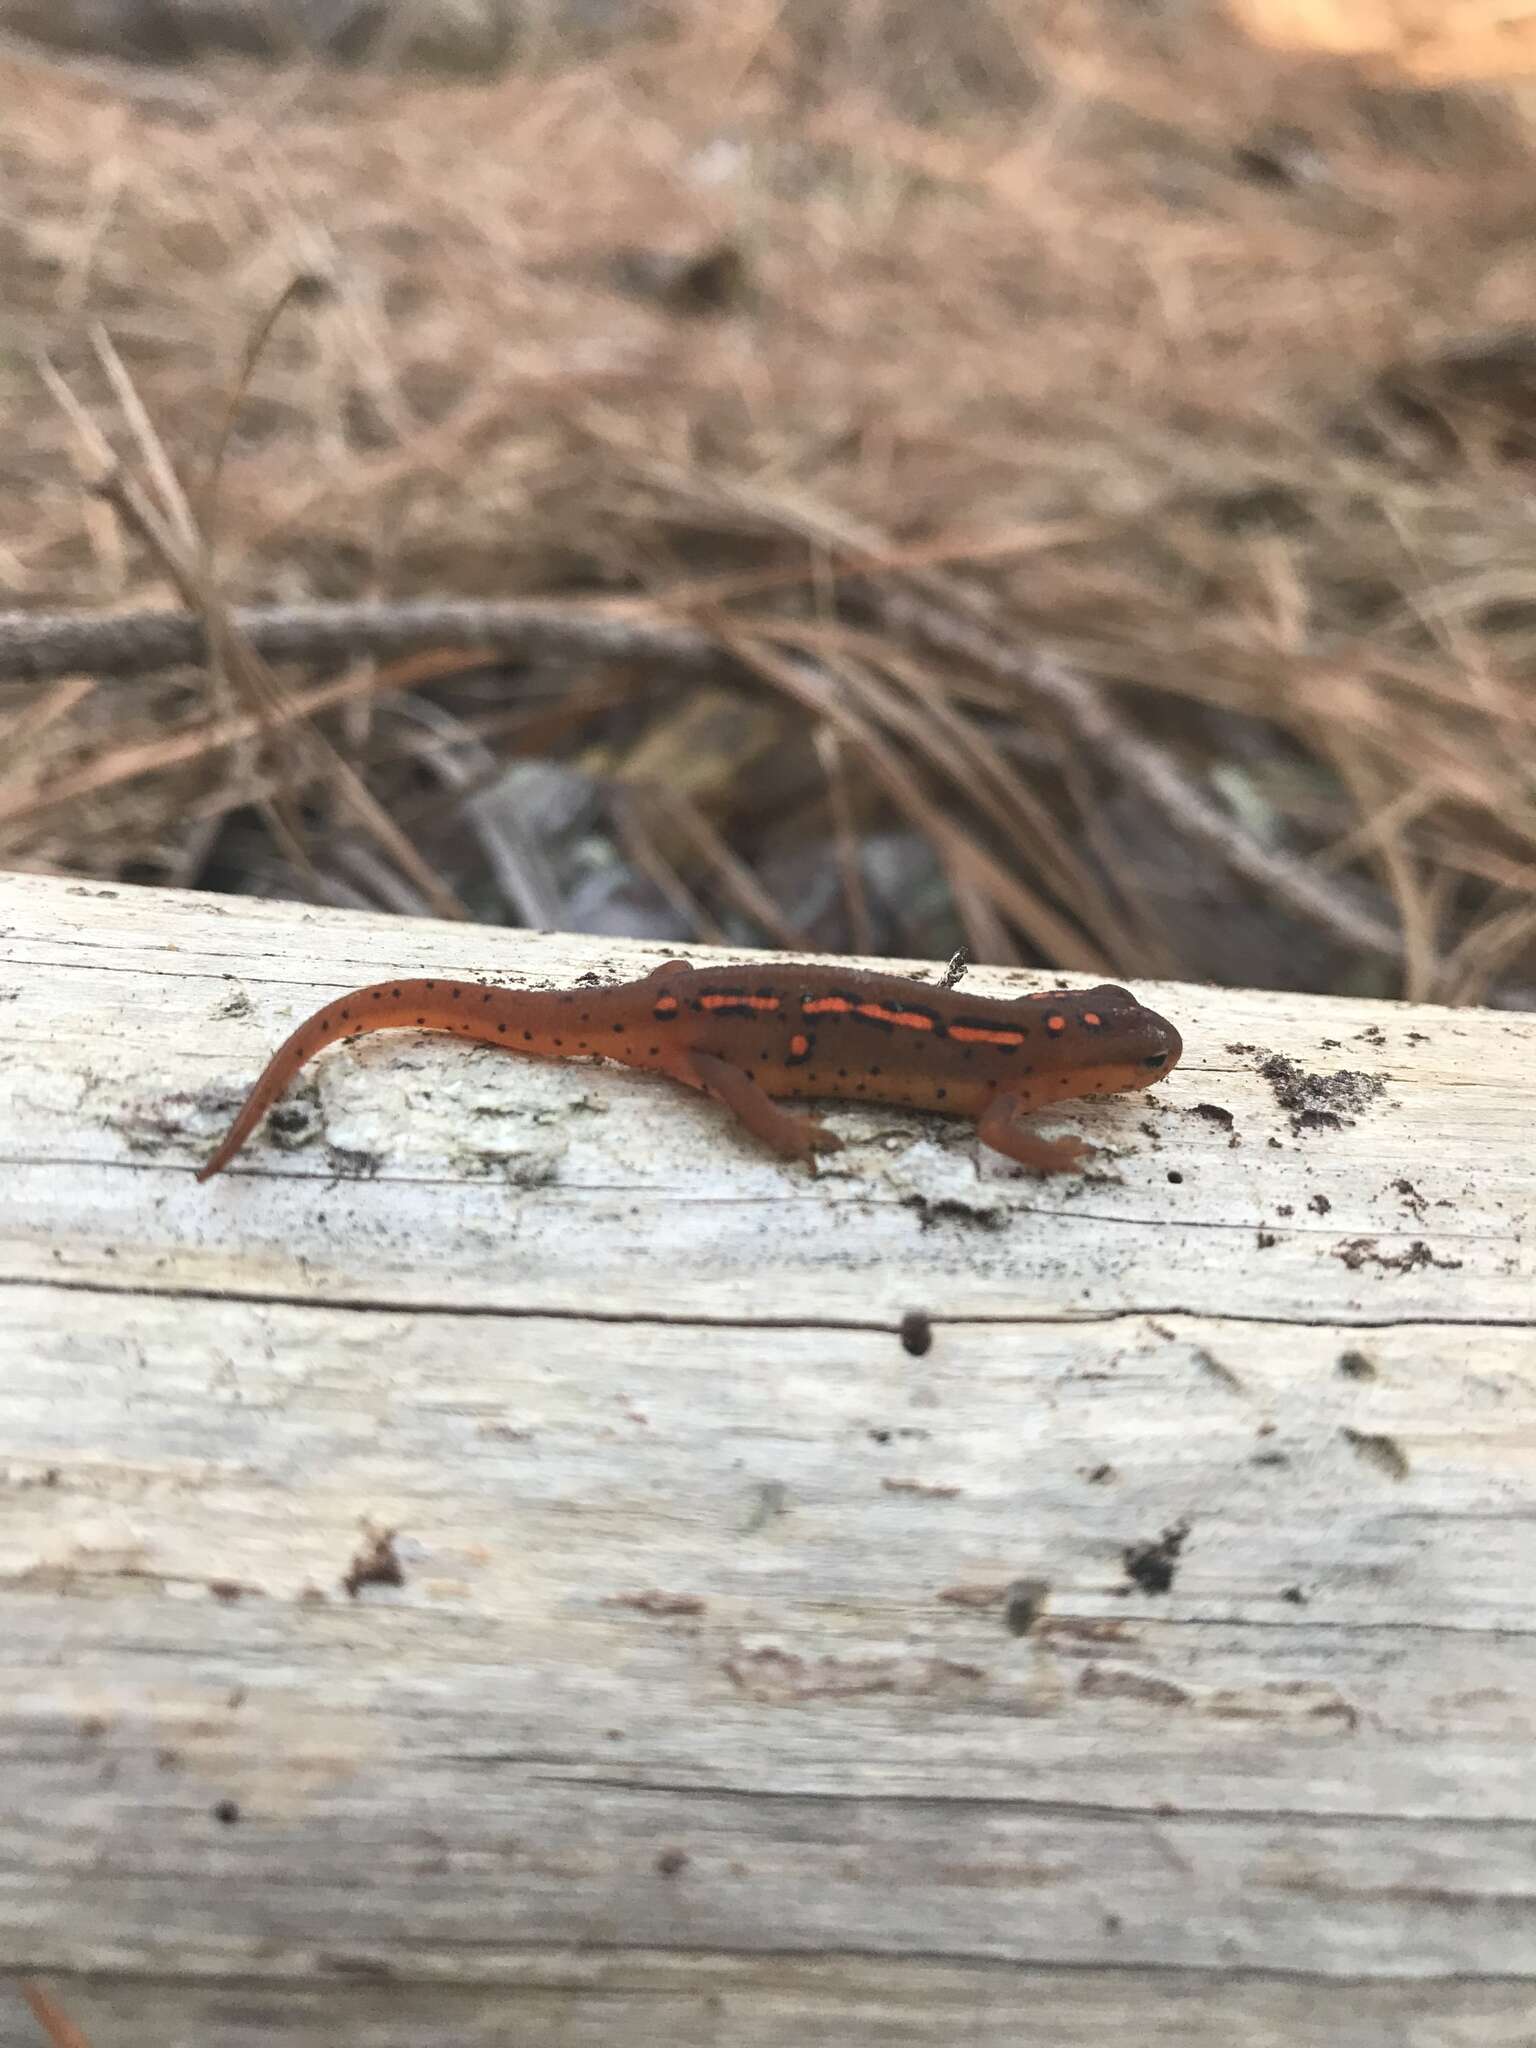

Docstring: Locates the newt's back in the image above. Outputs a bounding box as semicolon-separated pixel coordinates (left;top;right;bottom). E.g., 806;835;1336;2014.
664;963;1181;1119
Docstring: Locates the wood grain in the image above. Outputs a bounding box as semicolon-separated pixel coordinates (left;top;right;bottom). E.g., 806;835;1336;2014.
0;872;1531;2047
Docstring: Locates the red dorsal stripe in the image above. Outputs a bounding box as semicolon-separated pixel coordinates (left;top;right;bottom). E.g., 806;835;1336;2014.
854;1002;938;1031
948;1023;1025;1048
697;991;780;1013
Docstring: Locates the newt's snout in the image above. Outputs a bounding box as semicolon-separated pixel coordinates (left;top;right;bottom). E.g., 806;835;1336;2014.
1135;1008;1182;1079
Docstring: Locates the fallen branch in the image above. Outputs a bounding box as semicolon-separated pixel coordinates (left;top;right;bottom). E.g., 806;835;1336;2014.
0;587;1406;968
0;601;722;682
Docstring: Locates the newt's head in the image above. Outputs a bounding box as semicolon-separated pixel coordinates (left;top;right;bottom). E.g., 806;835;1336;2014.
1026;982;1182;1091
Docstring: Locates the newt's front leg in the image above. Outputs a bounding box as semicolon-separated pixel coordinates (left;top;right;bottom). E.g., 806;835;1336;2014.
977;1091;1093;1175
681;1050;843;1163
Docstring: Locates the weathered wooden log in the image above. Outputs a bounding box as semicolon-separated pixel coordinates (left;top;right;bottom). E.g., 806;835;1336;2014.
1;871;1530;2046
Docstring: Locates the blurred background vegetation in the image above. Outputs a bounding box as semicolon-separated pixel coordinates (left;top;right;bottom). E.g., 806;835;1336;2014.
4;0;1536;1005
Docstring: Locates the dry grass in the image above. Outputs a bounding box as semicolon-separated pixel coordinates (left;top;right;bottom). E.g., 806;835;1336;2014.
3;0;1536;1002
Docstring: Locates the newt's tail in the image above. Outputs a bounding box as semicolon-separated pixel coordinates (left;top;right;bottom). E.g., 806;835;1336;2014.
197;977;518;1180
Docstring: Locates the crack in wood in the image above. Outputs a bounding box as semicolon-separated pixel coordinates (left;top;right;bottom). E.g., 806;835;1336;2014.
0;1273;1529;1335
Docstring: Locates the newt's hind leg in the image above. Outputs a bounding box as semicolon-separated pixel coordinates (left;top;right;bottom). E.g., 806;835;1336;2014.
978;1091;1093;1175
681;1050;843;1163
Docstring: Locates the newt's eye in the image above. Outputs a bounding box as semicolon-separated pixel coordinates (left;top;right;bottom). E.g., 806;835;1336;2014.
1143;1052;1170;1070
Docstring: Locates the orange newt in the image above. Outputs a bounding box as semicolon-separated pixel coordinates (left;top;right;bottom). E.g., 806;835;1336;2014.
196;961;1182;1182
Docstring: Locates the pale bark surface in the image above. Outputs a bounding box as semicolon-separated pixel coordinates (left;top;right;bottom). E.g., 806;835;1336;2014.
1;871;1531;2046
